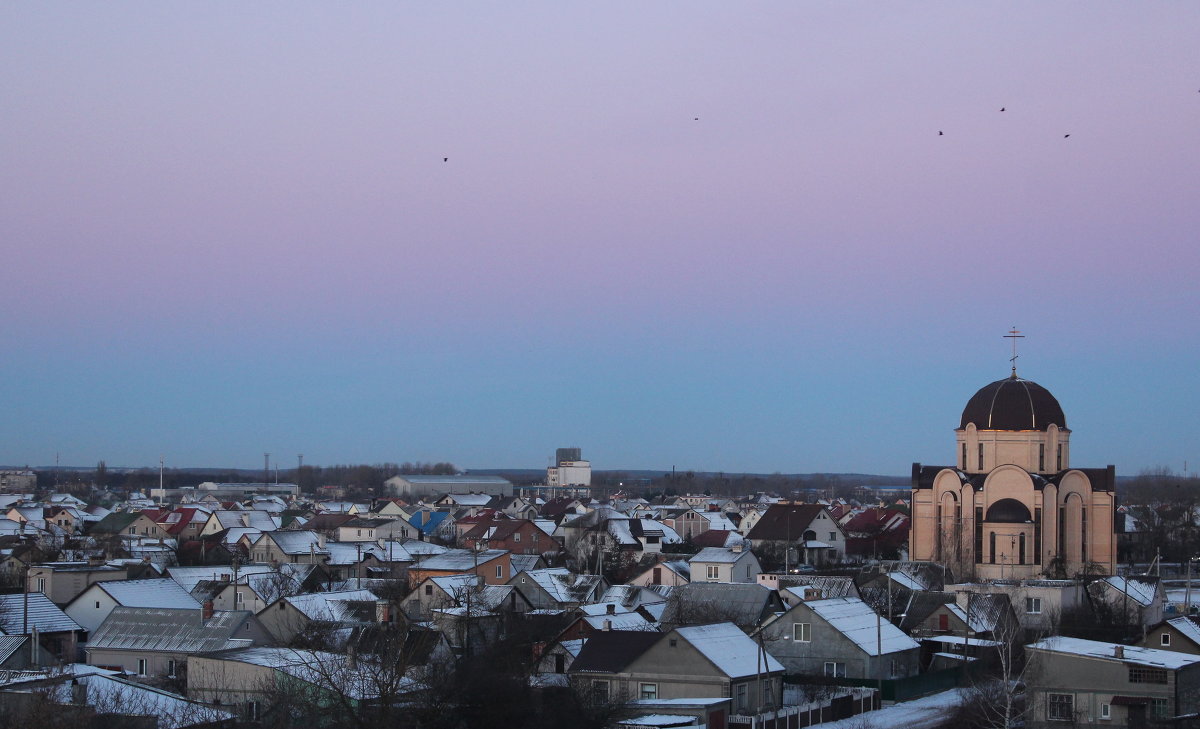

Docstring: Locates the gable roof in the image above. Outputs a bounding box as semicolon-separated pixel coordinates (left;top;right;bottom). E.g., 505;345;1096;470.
93;579;202;610
1029;636;1200;670
515;568;604;604
689;547;750;565
277;589;380;622
675;622;784;678
745;504;826;541
569;630;663;673
803;597;919;656
0;592;82;633
87;607;256;653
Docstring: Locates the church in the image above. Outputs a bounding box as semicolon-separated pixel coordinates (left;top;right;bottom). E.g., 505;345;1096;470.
910;367;1117;580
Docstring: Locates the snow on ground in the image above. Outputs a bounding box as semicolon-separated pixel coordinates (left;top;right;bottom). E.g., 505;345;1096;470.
815;689;964;729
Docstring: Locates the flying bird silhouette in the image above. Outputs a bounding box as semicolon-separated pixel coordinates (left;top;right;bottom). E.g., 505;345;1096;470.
1063;134;1070;139
443;157;448;162
1000;107;1005;112
938;131;944;136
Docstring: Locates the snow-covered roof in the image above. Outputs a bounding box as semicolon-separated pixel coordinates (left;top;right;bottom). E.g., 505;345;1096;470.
87;607;256;653
582;612;656;631
517;568;603;604
1029;636;1200;670
264;530;328;555
674;622;784;678
281;589;379;622
416;549;507;571
805;597;919;656
0;593;82;633
95;579;202;610
50;674;235;729
166;565;273;593
1100;577;1158;607
887;572;925;591
689;547;749;565
1166;616;1200;647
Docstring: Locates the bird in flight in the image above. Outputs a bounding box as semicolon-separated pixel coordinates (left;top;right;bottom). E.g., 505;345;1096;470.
938;131;944;136
1000;107;1005;112
694;117;699;121
443;157;448;162
1063;134;1070;139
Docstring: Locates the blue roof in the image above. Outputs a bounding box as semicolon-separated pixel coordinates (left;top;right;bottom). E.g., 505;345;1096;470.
409;511;450;534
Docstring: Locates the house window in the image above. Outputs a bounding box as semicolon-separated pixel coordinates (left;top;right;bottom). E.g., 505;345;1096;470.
1129;667;1168;684
1162;633;1172;646
1100;703;1111;720
129;527;137;534
495;565;503;579
707;565;720;581
592;680;609;703
938;613;949;631
823;662;846;678
513;533;520;542
167;659;177;677
639;683;658;700
735;683;748;712
95;601;100;609
1047;693;1073;721
247;701;261;721
137;659;148;676
425;584;433;595
762;680;774;706
1025;597;1042;614
36;578;46;593
793;623;811;642
1151;698;1168;719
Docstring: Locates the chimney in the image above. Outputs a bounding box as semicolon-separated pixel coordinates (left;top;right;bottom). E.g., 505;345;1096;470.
375;599;391;624
606;603;616;615
732;542;744;554
1115;645;1124;659
602;619;612;631
202;600;214;620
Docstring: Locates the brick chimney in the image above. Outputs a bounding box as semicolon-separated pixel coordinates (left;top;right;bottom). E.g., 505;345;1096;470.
375;599;391;624
202;600;214;620
1114;645;1124;659
606;603;616;615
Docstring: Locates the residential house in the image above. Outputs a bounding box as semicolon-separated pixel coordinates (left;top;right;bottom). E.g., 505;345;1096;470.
247;530;330;565
85;606;269;677
462;518;554;555
256;589;382;644
688;546;761;584
1143;615;1200;655
406;549;512;587
628;561;691;588
508;567;606;611
1088;576;1165;631
746;503;847;566
1026;636;1200;728
65;578;202;633
88;511;167;540
948;579;1087;636
401;573;529;620
570;623;784;716
199;510;280;537
659;583;784;633
0;592;83;663
757;597;921;680
27;561;128;606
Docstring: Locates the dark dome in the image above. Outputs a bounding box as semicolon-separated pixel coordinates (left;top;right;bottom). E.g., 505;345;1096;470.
986;498;1032;523
960;376;1066;431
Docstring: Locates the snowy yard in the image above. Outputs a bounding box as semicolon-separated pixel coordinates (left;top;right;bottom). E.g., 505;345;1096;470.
814;689;964;729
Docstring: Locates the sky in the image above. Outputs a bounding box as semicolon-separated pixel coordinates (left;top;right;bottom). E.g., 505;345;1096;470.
2;3;1198;476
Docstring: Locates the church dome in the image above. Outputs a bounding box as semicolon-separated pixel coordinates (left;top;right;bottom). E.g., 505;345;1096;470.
960;375;1066;431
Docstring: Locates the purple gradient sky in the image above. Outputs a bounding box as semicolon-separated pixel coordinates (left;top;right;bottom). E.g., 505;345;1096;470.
3;4;1198;475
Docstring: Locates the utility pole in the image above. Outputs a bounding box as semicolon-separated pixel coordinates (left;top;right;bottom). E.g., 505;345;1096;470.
264;453;270;485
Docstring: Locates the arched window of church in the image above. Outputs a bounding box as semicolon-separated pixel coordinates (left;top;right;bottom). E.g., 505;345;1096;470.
961;443;967;470
1038;444;1045;472
978;444;984;471
1056;445;1062;471
1019;533;1026;565
989;532;996;564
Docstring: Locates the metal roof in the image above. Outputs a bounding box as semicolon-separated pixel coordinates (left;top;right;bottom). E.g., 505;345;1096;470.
87;607;256;653
0;593;83;633
95;578;202;610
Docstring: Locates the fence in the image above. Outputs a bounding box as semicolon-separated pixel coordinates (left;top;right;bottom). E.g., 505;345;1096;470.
728;687;877;729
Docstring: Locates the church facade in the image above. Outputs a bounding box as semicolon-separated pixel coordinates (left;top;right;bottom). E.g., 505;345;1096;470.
910;373;1116;580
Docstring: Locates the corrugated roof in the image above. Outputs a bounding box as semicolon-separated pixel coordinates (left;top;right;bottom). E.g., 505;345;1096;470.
281;589;379;622
87;607;256;653
0;592;82;633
